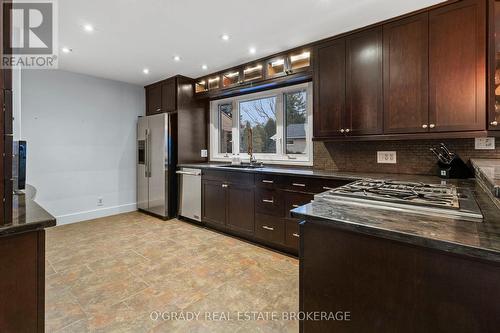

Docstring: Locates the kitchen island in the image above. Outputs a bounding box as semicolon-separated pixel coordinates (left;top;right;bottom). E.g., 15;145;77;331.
0;195;56;332
291;180;500;333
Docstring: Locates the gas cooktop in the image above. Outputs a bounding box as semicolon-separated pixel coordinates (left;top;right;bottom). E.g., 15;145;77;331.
315;180;483;222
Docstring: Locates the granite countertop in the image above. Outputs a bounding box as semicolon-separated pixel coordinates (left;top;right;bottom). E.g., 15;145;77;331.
471;159;500;198
292;180;500;264
0;195;56;237
178;162;445;183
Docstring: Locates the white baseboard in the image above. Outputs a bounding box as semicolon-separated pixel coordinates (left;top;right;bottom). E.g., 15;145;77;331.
55;203;137;226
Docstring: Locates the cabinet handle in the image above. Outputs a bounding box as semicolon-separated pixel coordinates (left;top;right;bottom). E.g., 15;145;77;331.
262;180;274;184
429;124;435;129
345;128;350;133
292;233;300;238
262;199;274;204
292;204;300;208
340;129;345;133
221;184;228;188
491;121;498;126
262;226;274;231
156;108;161;112
323;186;334;190
292;183;306;187
422;124;428;129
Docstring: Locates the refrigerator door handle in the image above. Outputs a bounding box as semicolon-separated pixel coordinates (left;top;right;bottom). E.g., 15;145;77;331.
145;129;150;178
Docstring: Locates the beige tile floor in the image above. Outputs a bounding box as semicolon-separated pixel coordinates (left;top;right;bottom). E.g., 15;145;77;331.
45;212;299;332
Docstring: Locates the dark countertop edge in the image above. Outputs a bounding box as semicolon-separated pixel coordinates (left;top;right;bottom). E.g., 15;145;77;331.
470;159;500;198
1;196;57;237
177;163;437;182
291;207;500;264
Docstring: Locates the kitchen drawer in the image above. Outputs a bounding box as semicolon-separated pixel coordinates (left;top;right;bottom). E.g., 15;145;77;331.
285;219;300;250
202;170;254;185
284;176;315;193
284;192;313;218
255;188;284;217
309;178;351;194
255;173;284;189
255;214;285;245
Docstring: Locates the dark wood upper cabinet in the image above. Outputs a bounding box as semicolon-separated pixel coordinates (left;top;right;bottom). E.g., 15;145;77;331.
161;78;177;113
383;13;429;134
313;39;345;138
489;0;500;130
146;84;162;115
429;0;486;132
226;184;255;235
345;27;384;136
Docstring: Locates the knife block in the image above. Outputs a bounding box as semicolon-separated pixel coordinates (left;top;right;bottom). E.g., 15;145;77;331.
437;155;473;179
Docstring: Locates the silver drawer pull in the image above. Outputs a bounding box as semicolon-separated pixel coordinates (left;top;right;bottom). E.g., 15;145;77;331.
323;186;334;190
221;184;228;188
292;233;300;238
292;204;300;208
262;226;274;231
262;199;274;204
292;183;306;187
262;180;274;184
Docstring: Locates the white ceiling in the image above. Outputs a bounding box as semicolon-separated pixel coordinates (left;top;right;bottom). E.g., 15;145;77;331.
57;0;445;86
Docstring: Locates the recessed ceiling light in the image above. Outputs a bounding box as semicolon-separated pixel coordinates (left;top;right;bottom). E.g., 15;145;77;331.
143;68;150;74
249;47;257;55
61;47;72;53
173;55;181;61
202;64;208;70
221;34;230;41
83;24;94;32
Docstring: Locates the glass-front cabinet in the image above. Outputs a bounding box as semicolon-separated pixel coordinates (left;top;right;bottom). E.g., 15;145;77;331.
243;64;263;82
266;57;286;78
222;70;240;88
194;48;312;94
492;1;500;129
288;50;311;73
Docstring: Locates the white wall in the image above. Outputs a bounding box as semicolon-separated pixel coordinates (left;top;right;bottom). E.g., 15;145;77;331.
20;69;144;225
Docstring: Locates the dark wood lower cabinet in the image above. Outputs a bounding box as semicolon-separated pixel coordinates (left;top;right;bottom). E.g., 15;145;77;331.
201;179;226;227
201;170;348;255
226;184;255;235
0;230;45;332
300;220;500;332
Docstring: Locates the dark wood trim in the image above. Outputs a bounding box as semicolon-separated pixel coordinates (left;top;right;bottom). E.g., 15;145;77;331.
488;0;500;130
1;0;13;225
36;230;45;333
313;130;499;142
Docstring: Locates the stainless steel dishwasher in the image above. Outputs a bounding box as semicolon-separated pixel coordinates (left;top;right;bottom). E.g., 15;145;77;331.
176;168;202;222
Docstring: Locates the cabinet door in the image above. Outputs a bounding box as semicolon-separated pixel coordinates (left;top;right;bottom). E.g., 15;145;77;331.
383;13;429;134
162;78;177;113
429;0;486;132
146;84;162;115
346;27;384;136
313;39;346;138
201;180;226;226
227;184;255;235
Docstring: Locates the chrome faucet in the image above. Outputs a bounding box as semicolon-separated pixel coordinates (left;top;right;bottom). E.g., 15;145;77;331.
247;128;257;165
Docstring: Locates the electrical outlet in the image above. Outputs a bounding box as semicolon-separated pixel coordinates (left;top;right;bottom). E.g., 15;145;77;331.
97;197;104;206
201;149;208;158
377;151;397;164
475;137;495;150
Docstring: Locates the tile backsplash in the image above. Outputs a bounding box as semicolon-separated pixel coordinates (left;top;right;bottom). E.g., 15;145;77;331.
314;138;500;176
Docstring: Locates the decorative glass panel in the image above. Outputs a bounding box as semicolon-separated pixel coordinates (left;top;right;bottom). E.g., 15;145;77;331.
239;96;277;154
267;58;286;78
208;76;220;90
195;80;207;93
243;64;263;82
289;51;311;72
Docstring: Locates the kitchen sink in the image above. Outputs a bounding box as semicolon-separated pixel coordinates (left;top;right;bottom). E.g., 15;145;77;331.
221;164;264;169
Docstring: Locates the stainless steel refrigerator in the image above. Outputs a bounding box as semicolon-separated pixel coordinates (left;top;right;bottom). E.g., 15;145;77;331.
137;113;176;219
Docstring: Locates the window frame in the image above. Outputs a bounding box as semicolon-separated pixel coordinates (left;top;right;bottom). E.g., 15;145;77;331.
209;82;313;166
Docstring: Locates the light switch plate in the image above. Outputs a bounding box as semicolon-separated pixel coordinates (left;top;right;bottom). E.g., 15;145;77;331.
377;151;397;164
475;137;495;150
201;149;208;157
